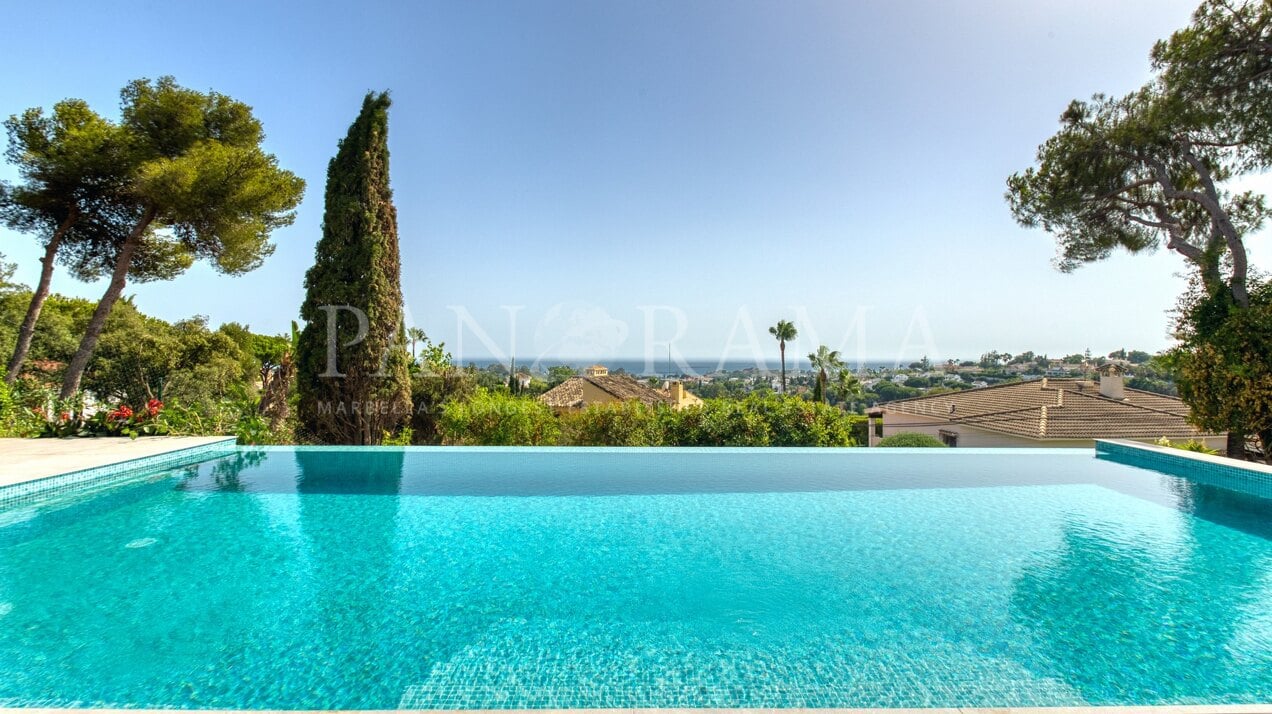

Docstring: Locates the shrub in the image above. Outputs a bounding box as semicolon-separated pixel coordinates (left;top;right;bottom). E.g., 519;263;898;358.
410;368;477;444
0;382;54;437
739;394;857;446
432;391;862;448
439;388;559;445
662;399;772;446
659;395;857;447
380;426;414;446
158;400;235;436
1155;436;1220;455
846;415;870;445
877;432;947;447
235;411;276;445
560;401;663;446
0;380;14;436
36;398;170;439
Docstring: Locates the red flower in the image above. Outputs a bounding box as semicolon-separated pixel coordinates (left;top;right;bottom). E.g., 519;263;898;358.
146;399;163;417
59;412;71;422
109;404;134;421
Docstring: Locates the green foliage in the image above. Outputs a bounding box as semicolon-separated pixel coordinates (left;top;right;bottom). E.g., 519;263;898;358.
0;379;20;436
726;394;856;446
831;368;864;408
0;99;139;269
437;392;859;448
768;320;797;343
410;368;477;444
0;290;91;367
560;401;664;446
1153;0;1272;168
545;365;577;386
1171;278;1272;458
157;399;240;437
296;92;411;444
0;252;16;295
662;399;771;446
2;77;304;398
867;380;921;403
380;426;413;446
36;398;170;439
593;395;862;447
877;432;947;448
0;280;291;441
807;344;844;404
1155;435;1220;455
0;382;53;437
84;311;247;409
846;414;870;446
233;408;275;446
439;388;560;445
1008;1;1272;344
768;319;798;393
1007;82;1262;315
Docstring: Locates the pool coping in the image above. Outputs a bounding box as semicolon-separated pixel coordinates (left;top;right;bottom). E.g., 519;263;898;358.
1096;438;1272;476
1095;439;1272;502
3;706;1271;713
0;436;237;509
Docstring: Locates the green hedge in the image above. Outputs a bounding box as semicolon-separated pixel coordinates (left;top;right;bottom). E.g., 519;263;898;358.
440;392;860;447
876;432;947;447
560;401;664;446
439;388;560;445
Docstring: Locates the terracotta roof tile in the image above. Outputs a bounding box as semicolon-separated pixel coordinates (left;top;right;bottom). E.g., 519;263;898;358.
538;379;586;408
538;375;673;408
880;379;1218;441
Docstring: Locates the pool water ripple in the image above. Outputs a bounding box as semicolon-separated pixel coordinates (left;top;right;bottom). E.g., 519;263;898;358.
0;447;1269;709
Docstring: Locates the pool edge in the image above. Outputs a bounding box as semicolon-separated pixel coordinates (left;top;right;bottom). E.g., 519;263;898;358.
0;437;237;509
3;705;1271;714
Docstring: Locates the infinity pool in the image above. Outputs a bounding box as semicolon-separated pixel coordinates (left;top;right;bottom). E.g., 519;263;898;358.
0;447;1269;709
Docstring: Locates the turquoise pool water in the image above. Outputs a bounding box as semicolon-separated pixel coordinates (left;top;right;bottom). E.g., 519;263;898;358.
0;447;1270;709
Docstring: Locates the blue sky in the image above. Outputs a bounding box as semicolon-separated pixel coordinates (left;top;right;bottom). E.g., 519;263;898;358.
3;0;1268;366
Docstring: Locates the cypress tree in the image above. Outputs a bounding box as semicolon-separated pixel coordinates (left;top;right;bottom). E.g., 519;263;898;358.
296;92;412;444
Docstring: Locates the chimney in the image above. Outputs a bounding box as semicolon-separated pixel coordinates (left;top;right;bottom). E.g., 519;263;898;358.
667;381;685;403
1098;363;1125;400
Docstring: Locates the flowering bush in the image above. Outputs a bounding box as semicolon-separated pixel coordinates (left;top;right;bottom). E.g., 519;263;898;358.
37;398;170;439
93;399;170;438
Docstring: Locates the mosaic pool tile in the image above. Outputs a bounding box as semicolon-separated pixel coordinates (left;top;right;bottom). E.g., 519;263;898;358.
1096;439;1272;500
0;438;236;510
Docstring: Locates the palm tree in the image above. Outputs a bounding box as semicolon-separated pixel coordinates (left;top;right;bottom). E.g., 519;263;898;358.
768;320;798;394
808;345;844;403
407;327;426;361
831;368;863;410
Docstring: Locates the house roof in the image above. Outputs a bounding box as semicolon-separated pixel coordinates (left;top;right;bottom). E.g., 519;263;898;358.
879;378;1218;441
538;375;674;409
538;379;586;408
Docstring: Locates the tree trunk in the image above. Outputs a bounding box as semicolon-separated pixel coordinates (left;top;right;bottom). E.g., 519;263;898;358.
1226;431;1247;461
1178;147;1251;308
59;211;154;399
4;211;76;385
779;344;786;394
